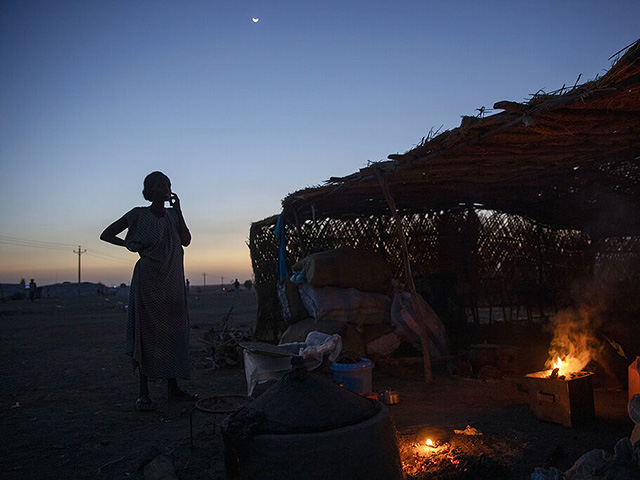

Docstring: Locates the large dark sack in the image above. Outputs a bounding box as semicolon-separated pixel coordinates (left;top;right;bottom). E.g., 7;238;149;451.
293;248;392;293
298;283;391;326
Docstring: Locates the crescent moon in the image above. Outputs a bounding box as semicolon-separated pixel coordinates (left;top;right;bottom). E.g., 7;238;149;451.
252;18;259;23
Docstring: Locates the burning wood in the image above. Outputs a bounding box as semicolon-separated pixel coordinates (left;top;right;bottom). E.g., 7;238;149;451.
525;305;607;427
399;432;509;479
543;301;627;386
400;437;460;477
542;357;591;380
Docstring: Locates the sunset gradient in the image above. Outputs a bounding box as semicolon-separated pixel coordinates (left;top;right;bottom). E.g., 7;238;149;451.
1;1;638;286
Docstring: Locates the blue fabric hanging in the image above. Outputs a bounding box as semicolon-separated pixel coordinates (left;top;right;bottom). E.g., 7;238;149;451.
274;214;289;280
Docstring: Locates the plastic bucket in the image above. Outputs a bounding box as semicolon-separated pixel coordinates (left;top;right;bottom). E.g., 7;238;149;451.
331;358;374;394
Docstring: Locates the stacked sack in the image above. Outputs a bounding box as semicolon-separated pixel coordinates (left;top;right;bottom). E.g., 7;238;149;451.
278;247;449;362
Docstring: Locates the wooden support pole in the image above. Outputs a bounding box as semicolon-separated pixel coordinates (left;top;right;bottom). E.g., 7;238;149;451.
375;169;433;383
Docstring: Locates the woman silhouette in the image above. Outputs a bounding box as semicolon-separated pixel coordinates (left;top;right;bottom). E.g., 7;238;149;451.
101;171;196;411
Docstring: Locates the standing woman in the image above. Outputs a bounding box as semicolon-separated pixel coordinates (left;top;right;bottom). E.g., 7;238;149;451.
101;171;196;411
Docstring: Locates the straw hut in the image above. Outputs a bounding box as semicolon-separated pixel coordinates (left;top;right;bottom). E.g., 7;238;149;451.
249;39;640;358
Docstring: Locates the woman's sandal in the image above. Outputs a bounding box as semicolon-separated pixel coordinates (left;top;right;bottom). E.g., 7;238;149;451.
135;398;156;412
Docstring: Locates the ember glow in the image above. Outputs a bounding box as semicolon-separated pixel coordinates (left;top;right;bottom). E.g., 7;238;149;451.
399;433;502;477
400;437;464;477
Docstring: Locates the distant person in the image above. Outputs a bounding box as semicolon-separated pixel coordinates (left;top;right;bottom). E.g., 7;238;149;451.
234;278;240;291
185;278;190;294
29;279;36;302
100;171;197;411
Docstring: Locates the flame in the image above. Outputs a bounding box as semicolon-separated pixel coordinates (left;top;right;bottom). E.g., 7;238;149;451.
549;355;586;376
414;438;437;455
544;307;602;375
406;437;444;456
551;357;573;376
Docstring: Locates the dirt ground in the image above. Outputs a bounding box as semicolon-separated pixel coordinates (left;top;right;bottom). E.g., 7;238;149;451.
0;291;635;479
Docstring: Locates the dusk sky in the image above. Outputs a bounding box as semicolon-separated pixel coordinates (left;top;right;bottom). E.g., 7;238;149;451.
1;1;638;287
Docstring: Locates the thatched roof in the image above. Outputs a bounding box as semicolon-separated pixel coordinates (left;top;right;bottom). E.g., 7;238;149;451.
281;39;640;238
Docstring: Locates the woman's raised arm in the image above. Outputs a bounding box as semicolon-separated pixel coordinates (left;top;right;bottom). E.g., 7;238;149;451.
100;216;128;247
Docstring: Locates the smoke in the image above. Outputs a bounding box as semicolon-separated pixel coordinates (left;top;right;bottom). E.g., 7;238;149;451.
544;253;640;375
544;306;603;373
544;266;616;373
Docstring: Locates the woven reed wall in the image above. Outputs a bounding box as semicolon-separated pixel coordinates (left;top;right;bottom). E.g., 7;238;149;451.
249;208;640;340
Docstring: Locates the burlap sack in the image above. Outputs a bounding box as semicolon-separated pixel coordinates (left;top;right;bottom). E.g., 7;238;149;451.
294;248;392;293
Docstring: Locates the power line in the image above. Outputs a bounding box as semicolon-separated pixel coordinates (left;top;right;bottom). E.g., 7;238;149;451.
0;235;134;265
84;250;134;266
0;235;76;251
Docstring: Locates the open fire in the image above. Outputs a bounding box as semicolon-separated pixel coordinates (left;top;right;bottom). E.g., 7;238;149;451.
400;437;460;477
399;433;511;478
523;304;602;427
527;352;595;427
542;306;602;376
545;356;589;380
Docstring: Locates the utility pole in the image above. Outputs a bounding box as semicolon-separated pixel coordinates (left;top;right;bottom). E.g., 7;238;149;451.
202;272;207;292
74;245;86;297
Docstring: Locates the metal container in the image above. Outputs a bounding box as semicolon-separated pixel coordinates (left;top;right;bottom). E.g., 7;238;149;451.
380;390;400;405
526;370;595;427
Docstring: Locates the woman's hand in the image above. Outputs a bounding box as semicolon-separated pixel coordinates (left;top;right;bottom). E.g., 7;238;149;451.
169;193;182;212
170;193;191;246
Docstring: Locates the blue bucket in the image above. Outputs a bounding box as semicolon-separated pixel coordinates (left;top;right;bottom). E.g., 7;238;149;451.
330;358;374;394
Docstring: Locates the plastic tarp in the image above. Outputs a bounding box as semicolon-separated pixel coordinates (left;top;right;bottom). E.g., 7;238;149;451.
243;332;342;395
390;289;450;359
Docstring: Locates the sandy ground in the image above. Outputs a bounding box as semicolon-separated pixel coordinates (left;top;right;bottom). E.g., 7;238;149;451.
0;291;635;479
